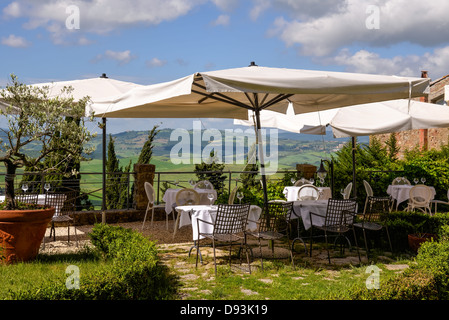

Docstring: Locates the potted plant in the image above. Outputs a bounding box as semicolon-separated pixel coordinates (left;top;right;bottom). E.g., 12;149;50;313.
407;221;438;253
0;74;94;264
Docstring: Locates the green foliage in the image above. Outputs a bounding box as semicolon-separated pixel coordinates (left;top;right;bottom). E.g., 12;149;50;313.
106;135;132;209
194;151;226;191
137;125;160;164
15;224;176;300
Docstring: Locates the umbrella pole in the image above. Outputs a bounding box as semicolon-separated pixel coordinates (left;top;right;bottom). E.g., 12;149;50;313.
102;117;107;223
352;137;357;199
254;109;268;205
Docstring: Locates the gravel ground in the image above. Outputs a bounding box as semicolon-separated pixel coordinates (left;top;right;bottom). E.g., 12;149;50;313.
39;219;194;254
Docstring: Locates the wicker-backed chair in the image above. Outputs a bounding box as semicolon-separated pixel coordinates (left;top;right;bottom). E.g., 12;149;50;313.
194;180;214;190
294;178;311;187
353;196;393;259
196;203;251;275
342;182;353;199
172;188;200;233
431;188;449;214
296;184;320;201
246;202;295;270
406;185;433;215
309;198;360;264
228;186;238;204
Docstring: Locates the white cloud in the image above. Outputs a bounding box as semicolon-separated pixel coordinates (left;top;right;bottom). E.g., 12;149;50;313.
1;34;31;47
145;57;167;68
211;14;230;26
92;50;137;65
331;46;449;79
3;0;205;44
269;0;449;57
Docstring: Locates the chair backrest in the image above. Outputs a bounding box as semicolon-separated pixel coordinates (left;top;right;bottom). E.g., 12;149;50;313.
144;182;155;204
363;196;391;222
297;184;319;201
15;193;39;204
213;203;251;235
194;180;214;190
45;192;67;216
61;191;78;214
294;178;311;186
392;177;411;185
343;182;352;199
228;186;238;204
258;202;293;234
363;180;373;197
175;188;200;206
409;185;432;206
324;199;357;226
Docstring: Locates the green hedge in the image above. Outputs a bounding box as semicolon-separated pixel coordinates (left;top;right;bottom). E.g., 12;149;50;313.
15;224;177;300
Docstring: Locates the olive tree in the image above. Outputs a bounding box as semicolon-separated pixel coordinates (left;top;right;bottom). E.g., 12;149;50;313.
0;74;95;209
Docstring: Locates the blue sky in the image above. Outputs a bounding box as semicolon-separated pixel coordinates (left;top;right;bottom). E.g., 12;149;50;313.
1;0;449;134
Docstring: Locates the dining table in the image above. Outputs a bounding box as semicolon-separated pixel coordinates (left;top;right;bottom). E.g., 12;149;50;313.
174;204;262;240
387;184;436;210
283;186;332;202
162;188;218;214
291;199;329;230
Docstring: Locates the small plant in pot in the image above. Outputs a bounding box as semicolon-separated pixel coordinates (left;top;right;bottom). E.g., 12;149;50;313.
0;74;94;264
407;220;438;253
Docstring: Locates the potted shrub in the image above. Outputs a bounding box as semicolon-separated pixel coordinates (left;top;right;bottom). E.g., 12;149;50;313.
0;75;94;264
407;221;437;253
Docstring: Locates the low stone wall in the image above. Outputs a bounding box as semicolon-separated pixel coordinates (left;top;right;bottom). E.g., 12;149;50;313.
56;206;167;226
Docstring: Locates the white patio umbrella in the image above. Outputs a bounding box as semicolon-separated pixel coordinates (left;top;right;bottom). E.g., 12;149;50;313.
89;63;430;204
235;98;449;198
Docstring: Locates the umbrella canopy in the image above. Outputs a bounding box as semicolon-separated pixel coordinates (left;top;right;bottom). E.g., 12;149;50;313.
89;64;430;204
234;99;449;138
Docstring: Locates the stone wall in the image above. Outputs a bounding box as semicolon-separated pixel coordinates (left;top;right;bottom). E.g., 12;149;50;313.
374;73;449;157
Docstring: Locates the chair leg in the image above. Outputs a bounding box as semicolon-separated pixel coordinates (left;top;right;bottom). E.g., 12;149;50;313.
258;238;264;271
385;226;393;253
352;228;361;263
195;238;201;269
212;239;218;276
324;231;331;264
142;203;150;230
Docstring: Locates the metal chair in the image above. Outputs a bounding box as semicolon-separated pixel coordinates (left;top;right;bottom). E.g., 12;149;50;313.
196;203;251;275
46;191;79;246
406;185;433;215
353;196;393;259
363;180;374;212
15;192;39;205
246;202;295;270
296;184;320;201
309;198;360;264
142;182;165;229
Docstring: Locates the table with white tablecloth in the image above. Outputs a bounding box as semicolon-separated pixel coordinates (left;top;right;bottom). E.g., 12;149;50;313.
283;186;331;202
387;184;436;210
162;188;217;214
291;200;329;230
174;204;262;240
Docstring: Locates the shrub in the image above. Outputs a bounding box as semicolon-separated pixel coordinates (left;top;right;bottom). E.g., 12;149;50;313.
15;224;177;300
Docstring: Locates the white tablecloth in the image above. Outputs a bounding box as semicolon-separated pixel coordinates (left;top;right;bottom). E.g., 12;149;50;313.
283;186;331;201
291;200;329;230
175;205;262;240
162;188;218;214
387;184;436;206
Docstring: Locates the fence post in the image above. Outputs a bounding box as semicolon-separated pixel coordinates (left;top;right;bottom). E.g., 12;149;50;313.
133;164;155;210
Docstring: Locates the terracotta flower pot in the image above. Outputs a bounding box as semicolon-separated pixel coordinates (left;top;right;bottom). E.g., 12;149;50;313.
0;206;55;264
408;233;437;253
